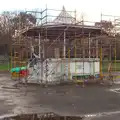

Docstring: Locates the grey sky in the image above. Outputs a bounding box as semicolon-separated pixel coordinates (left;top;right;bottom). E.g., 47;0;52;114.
0;0;120;22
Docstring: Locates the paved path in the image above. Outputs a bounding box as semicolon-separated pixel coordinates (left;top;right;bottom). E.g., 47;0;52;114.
0;73;120;119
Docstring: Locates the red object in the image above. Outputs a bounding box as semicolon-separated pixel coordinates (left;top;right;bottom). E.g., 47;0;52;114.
20;70;29;77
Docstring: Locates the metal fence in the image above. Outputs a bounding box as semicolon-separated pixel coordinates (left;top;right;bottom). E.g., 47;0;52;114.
0;44;9;70
0;55;9;64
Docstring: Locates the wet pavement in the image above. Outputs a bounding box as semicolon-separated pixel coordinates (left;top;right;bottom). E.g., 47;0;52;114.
0;73;120;119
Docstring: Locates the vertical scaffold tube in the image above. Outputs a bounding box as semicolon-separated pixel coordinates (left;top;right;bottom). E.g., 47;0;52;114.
100;47;103;78
68;48;71;80
10;45;12;70
74;39;77;81
114;39;116;73
64;31;66;58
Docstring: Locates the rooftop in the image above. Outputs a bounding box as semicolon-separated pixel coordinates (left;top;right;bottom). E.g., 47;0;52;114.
21;7;102;38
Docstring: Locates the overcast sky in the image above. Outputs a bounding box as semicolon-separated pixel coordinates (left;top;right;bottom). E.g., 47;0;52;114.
0;0;120;22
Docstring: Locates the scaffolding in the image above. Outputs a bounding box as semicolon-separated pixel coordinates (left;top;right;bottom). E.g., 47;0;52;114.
100;14;120;82
11;12;30;80
11;7;120;85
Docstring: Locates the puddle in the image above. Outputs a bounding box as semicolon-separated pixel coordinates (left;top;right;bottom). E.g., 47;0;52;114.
1;111;120;120
109;88;120;93
0;112;83;120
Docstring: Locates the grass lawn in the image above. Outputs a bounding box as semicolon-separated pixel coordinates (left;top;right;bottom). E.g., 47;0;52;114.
102;61;120;72
0;63;10;71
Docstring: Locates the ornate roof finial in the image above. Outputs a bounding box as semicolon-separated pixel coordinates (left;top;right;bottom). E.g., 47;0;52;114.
53;6;75;24
62;6;65;11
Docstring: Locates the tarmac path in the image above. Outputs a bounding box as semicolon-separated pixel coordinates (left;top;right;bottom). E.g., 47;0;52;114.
0;72;120;119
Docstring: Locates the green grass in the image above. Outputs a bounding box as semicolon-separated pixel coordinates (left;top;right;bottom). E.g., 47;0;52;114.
102;62;120;72
0;63;10;71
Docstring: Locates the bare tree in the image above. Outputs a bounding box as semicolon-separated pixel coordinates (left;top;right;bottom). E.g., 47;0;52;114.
0;11;36;55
